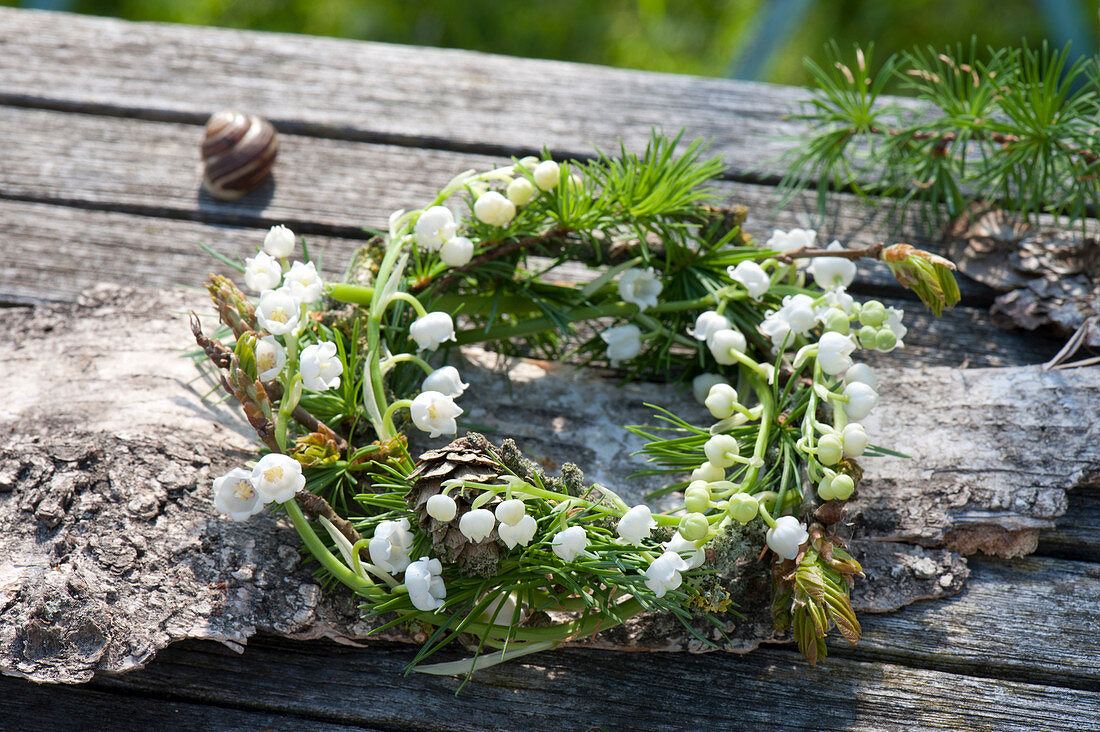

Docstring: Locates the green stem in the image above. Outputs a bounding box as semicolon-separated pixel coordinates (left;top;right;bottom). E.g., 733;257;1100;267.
385;291;429;319
327;283;374;307
737;374;774;494
284;498;380;596
382;352;435;377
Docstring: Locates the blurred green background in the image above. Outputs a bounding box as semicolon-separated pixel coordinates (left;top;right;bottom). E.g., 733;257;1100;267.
8;0;1100;85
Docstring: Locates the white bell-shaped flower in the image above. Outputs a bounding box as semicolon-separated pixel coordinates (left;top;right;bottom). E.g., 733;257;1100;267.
688;311;730;342
369;518;414;573
781;294;818;335
212;467;265;521
618;268;663;311
506;177;537;206
644;550;690;598
498;514;538;549
284;260;324;303
766;515;809;560
600;324;643;366
256;289;301;336
817;331;857;376
882;306;908;351
665;534;706;569
533;160;560;191
821;286;857;316
616;505;657;545
843;363;878;390
459;508;496;543
809;241;857;290
255;335;286;381
473;191;517;227
766;228;816;253
250;453;305;503
421;365;468;398
263;225;296;258
409;312;456;352
405;556;447;611
494;499;526;527
843;381;879;421
551;525;594;561
426;494;458;522
244;251;282;293
728;260;770;299
299;341;343;392
704;383;739;419
439;236;475;267
842;423;869;457
703;434;740;468
707;328;747;365
410;390;463;438
690;461;725;483
691;373;726;405
759;310;793;351
414;206;457;252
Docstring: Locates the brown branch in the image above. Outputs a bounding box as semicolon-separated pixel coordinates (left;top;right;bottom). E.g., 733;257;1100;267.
189;312;232;368
295;489;363;545
779;242;884;263
411;226;569;294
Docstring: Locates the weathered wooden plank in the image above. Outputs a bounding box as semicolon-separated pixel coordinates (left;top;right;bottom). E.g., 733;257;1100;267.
1038;483;1100;563
0;104;1000;305
0;8;803;178
0;673;371;732
83;636;1100;732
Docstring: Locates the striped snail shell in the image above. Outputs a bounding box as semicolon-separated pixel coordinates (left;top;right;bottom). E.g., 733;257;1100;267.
201;110;278;201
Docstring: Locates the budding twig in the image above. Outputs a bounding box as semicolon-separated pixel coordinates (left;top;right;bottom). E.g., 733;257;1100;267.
778;242;884;263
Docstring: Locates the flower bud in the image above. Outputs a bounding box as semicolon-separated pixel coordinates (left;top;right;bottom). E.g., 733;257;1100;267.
678;512;710;542
830;474;856;500
727;493;759;524
821;308;851;335
707;328;747;365
817;475;837;501
439;236;475;267
532;160;560;191
704;383;739;419
703;434;740;469
843;363;878;390
874;327;898;351
691;461;725;483
473;191;516;227
841;423;869;457
506;177;537;206
426;493;458;522
263;225;296;258
459;508;496;543
495;499;526;526
817;434;844;465
858;325;878;349
859;300;887;327
684;483;711;514
688;311;731;342
421;365;469;398
843;381;879;421
691;373;726;405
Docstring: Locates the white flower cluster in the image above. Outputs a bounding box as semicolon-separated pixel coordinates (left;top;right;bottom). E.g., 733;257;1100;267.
211;453;305;521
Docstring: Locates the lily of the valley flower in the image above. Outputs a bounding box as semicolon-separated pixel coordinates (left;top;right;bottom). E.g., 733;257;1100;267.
256;289;301;336
532;160;560;191
284;261;324;302
421;366;468;398
617;505;657;545
439;236;475;267
808;241;857;290
409;312;457;352
644;550;689;598
600;324;642;366
728;260;770;299
426;493;458;522
473;191;517;227
690;461;724;483
410;390;463;438
692;373;727;405
843;363;878;389
766;515;809;560
551;525;594;562
498;514;538;549
459;508;496;542
506;177;537;206
704;383;739;419
703;434;740;468
766;228;815;253
212;467;264;521
618;268;663;311
255;335;286;381
707;328;747;365
244;251;282;292
414;206;457;252
665;534;705;569
263;225;296;258
843;381;879;421
842;423;869;457
250;453;305;503
299;341;343;392
369;518;414;573
405;556;447;612
817;331;857;376
494;499;526;526
688;311;730;342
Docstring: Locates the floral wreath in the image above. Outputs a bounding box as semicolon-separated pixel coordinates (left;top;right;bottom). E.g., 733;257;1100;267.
192;134;960;676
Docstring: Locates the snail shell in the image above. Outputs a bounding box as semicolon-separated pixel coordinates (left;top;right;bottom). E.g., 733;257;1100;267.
201;110;278;201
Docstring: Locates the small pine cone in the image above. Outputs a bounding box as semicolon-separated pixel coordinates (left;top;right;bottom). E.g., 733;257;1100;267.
407;433;505;577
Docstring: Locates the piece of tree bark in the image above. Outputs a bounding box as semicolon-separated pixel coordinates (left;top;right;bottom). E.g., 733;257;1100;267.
0;286;1090;683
